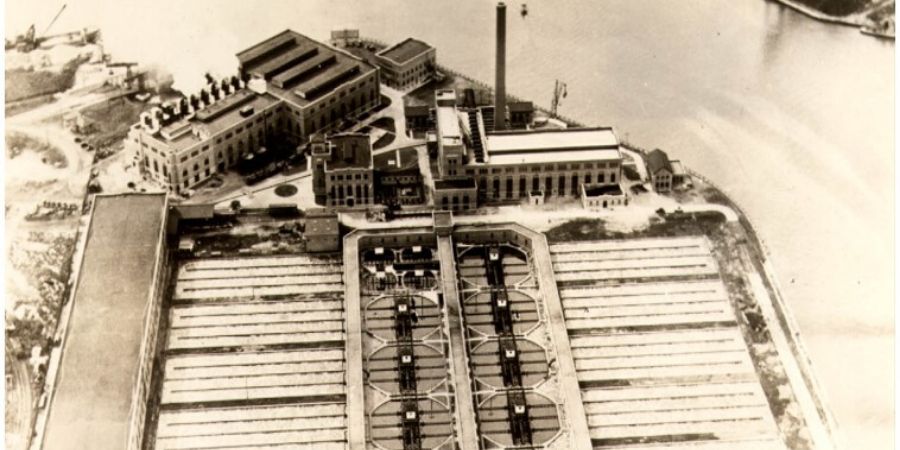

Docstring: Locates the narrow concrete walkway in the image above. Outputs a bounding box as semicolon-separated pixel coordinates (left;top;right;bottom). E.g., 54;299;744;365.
523;229;593;450
436;236;480;450
342;233;366;450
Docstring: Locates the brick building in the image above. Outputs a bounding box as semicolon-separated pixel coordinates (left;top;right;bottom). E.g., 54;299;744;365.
374;38;436;91
429;89;626;209
126;29;380;194
311;133;374;208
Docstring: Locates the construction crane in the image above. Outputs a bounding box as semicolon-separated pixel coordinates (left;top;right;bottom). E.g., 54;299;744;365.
550;79;567;118
42;4;68;38
6;4;99;53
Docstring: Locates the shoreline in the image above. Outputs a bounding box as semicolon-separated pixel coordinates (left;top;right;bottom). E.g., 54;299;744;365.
768;0;897;39
363;35;842;446
767;0;863;27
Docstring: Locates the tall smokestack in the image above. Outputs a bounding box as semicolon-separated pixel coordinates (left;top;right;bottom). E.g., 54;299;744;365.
494;2;507;130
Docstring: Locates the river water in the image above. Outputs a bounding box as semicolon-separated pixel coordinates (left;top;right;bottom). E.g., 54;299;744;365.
6;0;894;447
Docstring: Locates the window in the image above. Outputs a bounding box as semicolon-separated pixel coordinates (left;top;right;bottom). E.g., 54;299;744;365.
558;175;565;194
610;172;616;183
598;173;605;183
225;132;232;139
585;173;592;184
532;177;539;191
519;178;526;196
180;155;188;162
506;178;513;198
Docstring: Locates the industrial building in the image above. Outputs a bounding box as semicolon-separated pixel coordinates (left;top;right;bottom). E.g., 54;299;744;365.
304;208;341;252
311;132;375;207
38;193;169;450
126;29;380;194
429;89;625;210
374;38;436;91
425;2;627;211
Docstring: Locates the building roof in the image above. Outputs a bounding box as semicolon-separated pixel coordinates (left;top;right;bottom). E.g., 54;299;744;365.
404;104;430;116
326;133;372;170
646;148;672;174
377;38;433;64
483;127;622;165
374;147;419;172
306;211;339;236
171;203;215;220
41;193;168;450
149;90;282;153
584;184;625;196
237;30;376;108
508;101;534;113
436;106;462;148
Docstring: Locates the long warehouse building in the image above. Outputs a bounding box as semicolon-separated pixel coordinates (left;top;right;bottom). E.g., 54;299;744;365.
38;193;170;450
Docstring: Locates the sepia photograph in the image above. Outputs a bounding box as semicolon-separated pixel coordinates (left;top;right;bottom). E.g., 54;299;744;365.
2;1;894;449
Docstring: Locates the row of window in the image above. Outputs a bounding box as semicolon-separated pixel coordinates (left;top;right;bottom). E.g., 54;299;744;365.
466;161;618;176
330;173;369;181
479;172;618;199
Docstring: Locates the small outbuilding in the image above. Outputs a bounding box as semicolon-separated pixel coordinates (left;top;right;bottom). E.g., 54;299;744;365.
646;149;674;193
304;208;340;253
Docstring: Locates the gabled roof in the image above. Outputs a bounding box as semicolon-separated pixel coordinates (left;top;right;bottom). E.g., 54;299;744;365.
646;148;672;174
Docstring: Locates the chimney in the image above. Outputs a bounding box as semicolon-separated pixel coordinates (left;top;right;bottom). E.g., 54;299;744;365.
494;2;507;130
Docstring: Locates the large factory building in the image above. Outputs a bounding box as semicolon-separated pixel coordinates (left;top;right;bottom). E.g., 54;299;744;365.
126;30;380;194
430;89;625;211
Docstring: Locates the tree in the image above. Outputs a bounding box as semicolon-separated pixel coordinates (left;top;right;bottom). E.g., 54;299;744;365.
230;200;242;211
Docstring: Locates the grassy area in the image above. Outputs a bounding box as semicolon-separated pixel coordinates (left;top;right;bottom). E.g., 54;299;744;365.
5;55;88;103
79;97;149;151
5;94;55;117
6;132;67;168
545;210;727;243
371;117;396;133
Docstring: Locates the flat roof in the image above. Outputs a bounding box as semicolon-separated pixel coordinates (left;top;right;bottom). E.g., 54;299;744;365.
584;184;624;196
149;91;282;152
293;60;359;99
42;193;168;450
250;44;318;79
271;52;334;89
436;106;462;147
237;30;296;68
377;38;433;64
484;127;622;165
237;30;376;108
306;215;339;235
